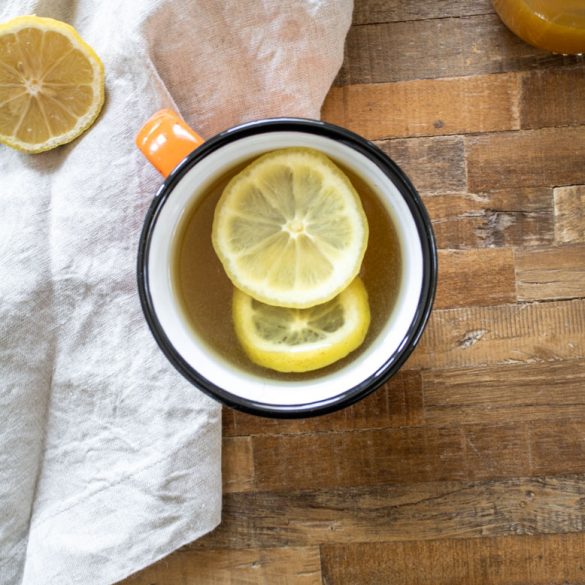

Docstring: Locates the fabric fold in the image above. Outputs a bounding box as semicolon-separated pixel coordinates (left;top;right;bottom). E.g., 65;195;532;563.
0;1;352;583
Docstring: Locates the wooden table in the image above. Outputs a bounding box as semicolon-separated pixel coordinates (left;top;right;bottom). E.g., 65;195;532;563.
124;1;585;583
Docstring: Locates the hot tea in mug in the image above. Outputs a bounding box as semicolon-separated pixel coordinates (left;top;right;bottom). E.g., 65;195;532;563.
136;111;437;417
172;155;402;380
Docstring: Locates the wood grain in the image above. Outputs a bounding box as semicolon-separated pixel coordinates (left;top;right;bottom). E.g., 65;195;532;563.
434;248;516;309
375;136;466;194
520;67;585;129
352;0;493;26
320;534;585;585
408;299;585;370
422;360;585;425
555;186;585;244
466;126;585;192
124;547;322;585
196;476;585;549
221;363;585;499
223;359;585;444
531;421;585;476
323;73;519;140
336;14;581;85
223;371;422;437
245;422;531;491
424;189;553;249
515;245;585;302
222;437;254;494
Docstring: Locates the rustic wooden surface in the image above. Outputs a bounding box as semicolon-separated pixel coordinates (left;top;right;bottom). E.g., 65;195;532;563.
122;1;585;583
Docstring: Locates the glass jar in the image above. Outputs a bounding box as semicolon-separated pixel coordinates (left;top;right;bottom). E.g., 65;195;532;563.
492;0;585;54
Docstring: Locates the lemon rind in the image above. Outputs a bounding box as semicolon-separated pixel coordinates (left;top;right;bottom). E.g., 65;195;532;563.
213;148;369;309
233;277;371;373
0;15;105;153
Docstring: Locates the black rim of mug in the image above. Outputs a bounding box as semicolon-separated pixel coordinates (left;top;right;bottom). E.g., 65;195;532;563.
137;118;438;418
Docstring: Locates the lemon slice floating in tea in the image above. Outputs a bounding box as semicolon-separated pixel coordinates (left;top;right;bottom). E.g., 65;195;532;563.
212;147;369;309
0;15;104;153
232;276;371;373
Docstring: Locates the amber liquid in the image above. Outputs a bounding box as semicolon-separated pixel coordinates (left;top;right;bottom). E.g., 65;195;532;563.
171;156;402;381
492;0;585;54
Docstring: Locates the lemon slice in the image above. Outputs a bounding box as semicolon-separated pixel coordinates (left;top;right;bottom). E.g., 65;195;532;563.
212;147;369;309
0;15;105;153
233;277;371;373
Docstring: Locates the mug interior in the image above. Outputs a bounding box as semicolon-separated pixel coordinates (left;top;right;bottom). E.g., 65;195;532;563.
146;130;424;409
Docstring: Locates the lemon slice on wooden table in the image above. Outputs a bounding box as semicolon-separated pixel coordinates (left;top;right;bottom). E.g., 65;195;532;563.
212;147;369;309
233;277;371;373
0;15;104;153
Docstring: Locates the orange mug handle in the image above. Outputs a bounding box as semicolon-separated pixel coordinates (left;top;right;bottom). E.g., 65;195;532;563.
135;109;205;178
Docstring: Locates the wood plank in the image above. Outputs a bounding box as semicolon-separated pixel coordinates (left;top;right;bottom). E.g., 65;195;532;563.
248;422;531;492
435;248;516;309
555;186;585;244
224;359;585;444
531;421;585;476
196;475;585;549
375;136;466;194
222;437;254;494
466;126;585;192
521;67;585;130
336;13;581;85
407;299;585;371
321;533;585;585
422;360;585;426
352;0;493;26
223;371;423;437
122;546;321;585
515;245;585;302
322;73;519;140
424;188;553;249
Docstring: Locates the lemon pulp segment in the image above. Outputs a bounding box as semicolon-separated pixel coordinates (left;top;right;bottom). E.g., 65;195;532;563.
212;147;369;309
232;277;371;373
0;15;104;153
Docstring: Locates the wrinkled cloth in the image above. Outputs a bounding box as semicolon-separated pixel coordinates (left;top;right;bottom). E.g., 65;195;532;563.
0;1;352;584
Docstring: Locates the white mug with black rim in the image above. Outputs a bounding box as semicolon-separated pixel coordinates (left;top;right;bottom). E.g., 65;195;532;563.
136;110;437;418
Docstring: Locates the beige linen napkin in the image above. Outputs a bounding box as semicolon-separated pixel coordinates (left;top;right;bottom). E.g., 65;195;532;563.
0;1;352;583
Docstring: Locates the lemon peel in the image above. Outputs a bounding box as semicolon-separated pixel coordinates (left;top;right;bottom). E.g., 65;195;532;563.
212;147;369;308
0;15;104;153
232;277;371;373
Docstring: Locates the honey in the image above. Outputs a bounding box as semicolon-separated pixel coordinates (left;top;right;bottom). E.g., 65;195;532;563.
492;0;585;54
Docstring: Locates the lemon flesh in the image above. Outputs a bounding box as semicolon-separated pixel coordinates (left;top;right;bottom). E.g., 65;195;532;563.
0;15;104;153
213;147;369;309
232;277;371;373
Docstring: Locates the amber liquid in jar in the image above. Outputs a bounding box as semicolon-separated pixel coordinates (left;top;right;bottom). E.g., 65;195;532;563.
492;0;585;54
